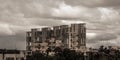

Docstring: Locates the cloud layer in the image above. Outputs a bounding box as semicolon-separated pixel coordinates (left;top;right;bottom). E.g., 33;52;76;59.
0;0;120;49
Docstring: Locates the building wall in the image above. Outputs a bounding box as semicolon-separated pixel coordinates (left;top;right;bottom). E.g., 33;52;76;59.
0;54;3;60
68;23;86;50
0;51;25;60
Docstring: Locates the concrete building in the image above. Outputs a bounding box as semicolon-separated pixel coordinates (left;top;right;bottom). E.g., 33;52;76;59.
26;23;86;55
69;24;86;51
0;49;25;60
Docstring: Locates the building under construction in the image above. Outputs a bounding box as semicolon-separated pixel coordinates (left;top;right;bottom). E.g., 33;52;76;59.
26;23;86;55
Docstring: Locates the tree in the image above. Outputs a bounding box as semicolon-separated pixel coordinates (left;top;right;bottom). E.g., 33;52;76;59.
99;45;104;52
54;47;62;53
46;47;52;56
32;51;45;60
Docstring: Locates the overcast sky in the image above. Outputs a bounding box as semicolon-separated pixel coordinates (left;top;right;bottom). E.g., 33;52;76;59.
0;0;120;50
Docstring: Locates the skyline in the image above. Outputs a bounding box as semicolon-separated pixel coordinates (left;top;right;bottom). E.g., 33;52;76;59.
0;0;120;49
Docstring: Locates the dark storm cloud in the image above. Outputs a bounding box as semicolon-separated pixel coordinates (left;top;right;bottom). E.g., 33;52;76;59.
64;0;120;7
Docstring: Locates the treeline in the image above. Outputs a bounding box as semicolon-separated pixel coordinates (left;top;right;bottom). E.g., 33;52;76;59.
26;47;85;60
26;46;120;60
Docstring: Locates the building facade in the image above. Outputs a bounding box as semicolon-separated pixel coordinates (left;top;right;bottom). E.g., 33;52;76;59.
0;49;25;60
26;23;86;55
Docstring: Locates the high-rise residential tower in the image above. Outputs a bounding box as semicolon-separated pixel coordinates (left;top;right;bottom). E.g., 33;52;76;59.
26;23;86;55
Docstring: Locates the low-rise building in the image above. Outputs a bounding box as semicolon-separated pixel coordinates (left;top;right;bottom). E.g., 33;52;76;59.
0;49;25;60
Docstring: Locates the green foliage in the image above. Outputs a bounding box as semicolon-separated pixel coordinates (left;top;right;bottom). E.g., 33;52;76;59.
26;46;120;60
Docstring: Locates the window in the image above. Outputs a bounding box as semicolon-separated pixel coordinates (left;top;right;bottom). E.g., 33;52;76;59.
28;37;31;41
70;27;72;32
29;42;31;46
71;34;72;37
37;37;39;41
29;33;31;37
74;25;75;32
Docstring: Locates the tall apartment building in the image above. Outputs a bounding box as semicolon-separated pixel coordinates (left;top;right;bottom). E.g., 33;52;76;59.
26;23;86;55
69;24;86;51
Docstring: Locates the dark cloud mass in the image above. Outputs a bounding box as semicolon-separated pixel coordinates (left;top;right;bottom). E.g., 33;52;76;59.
64;0;120;7
0;0;120;49
87;33;117;43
